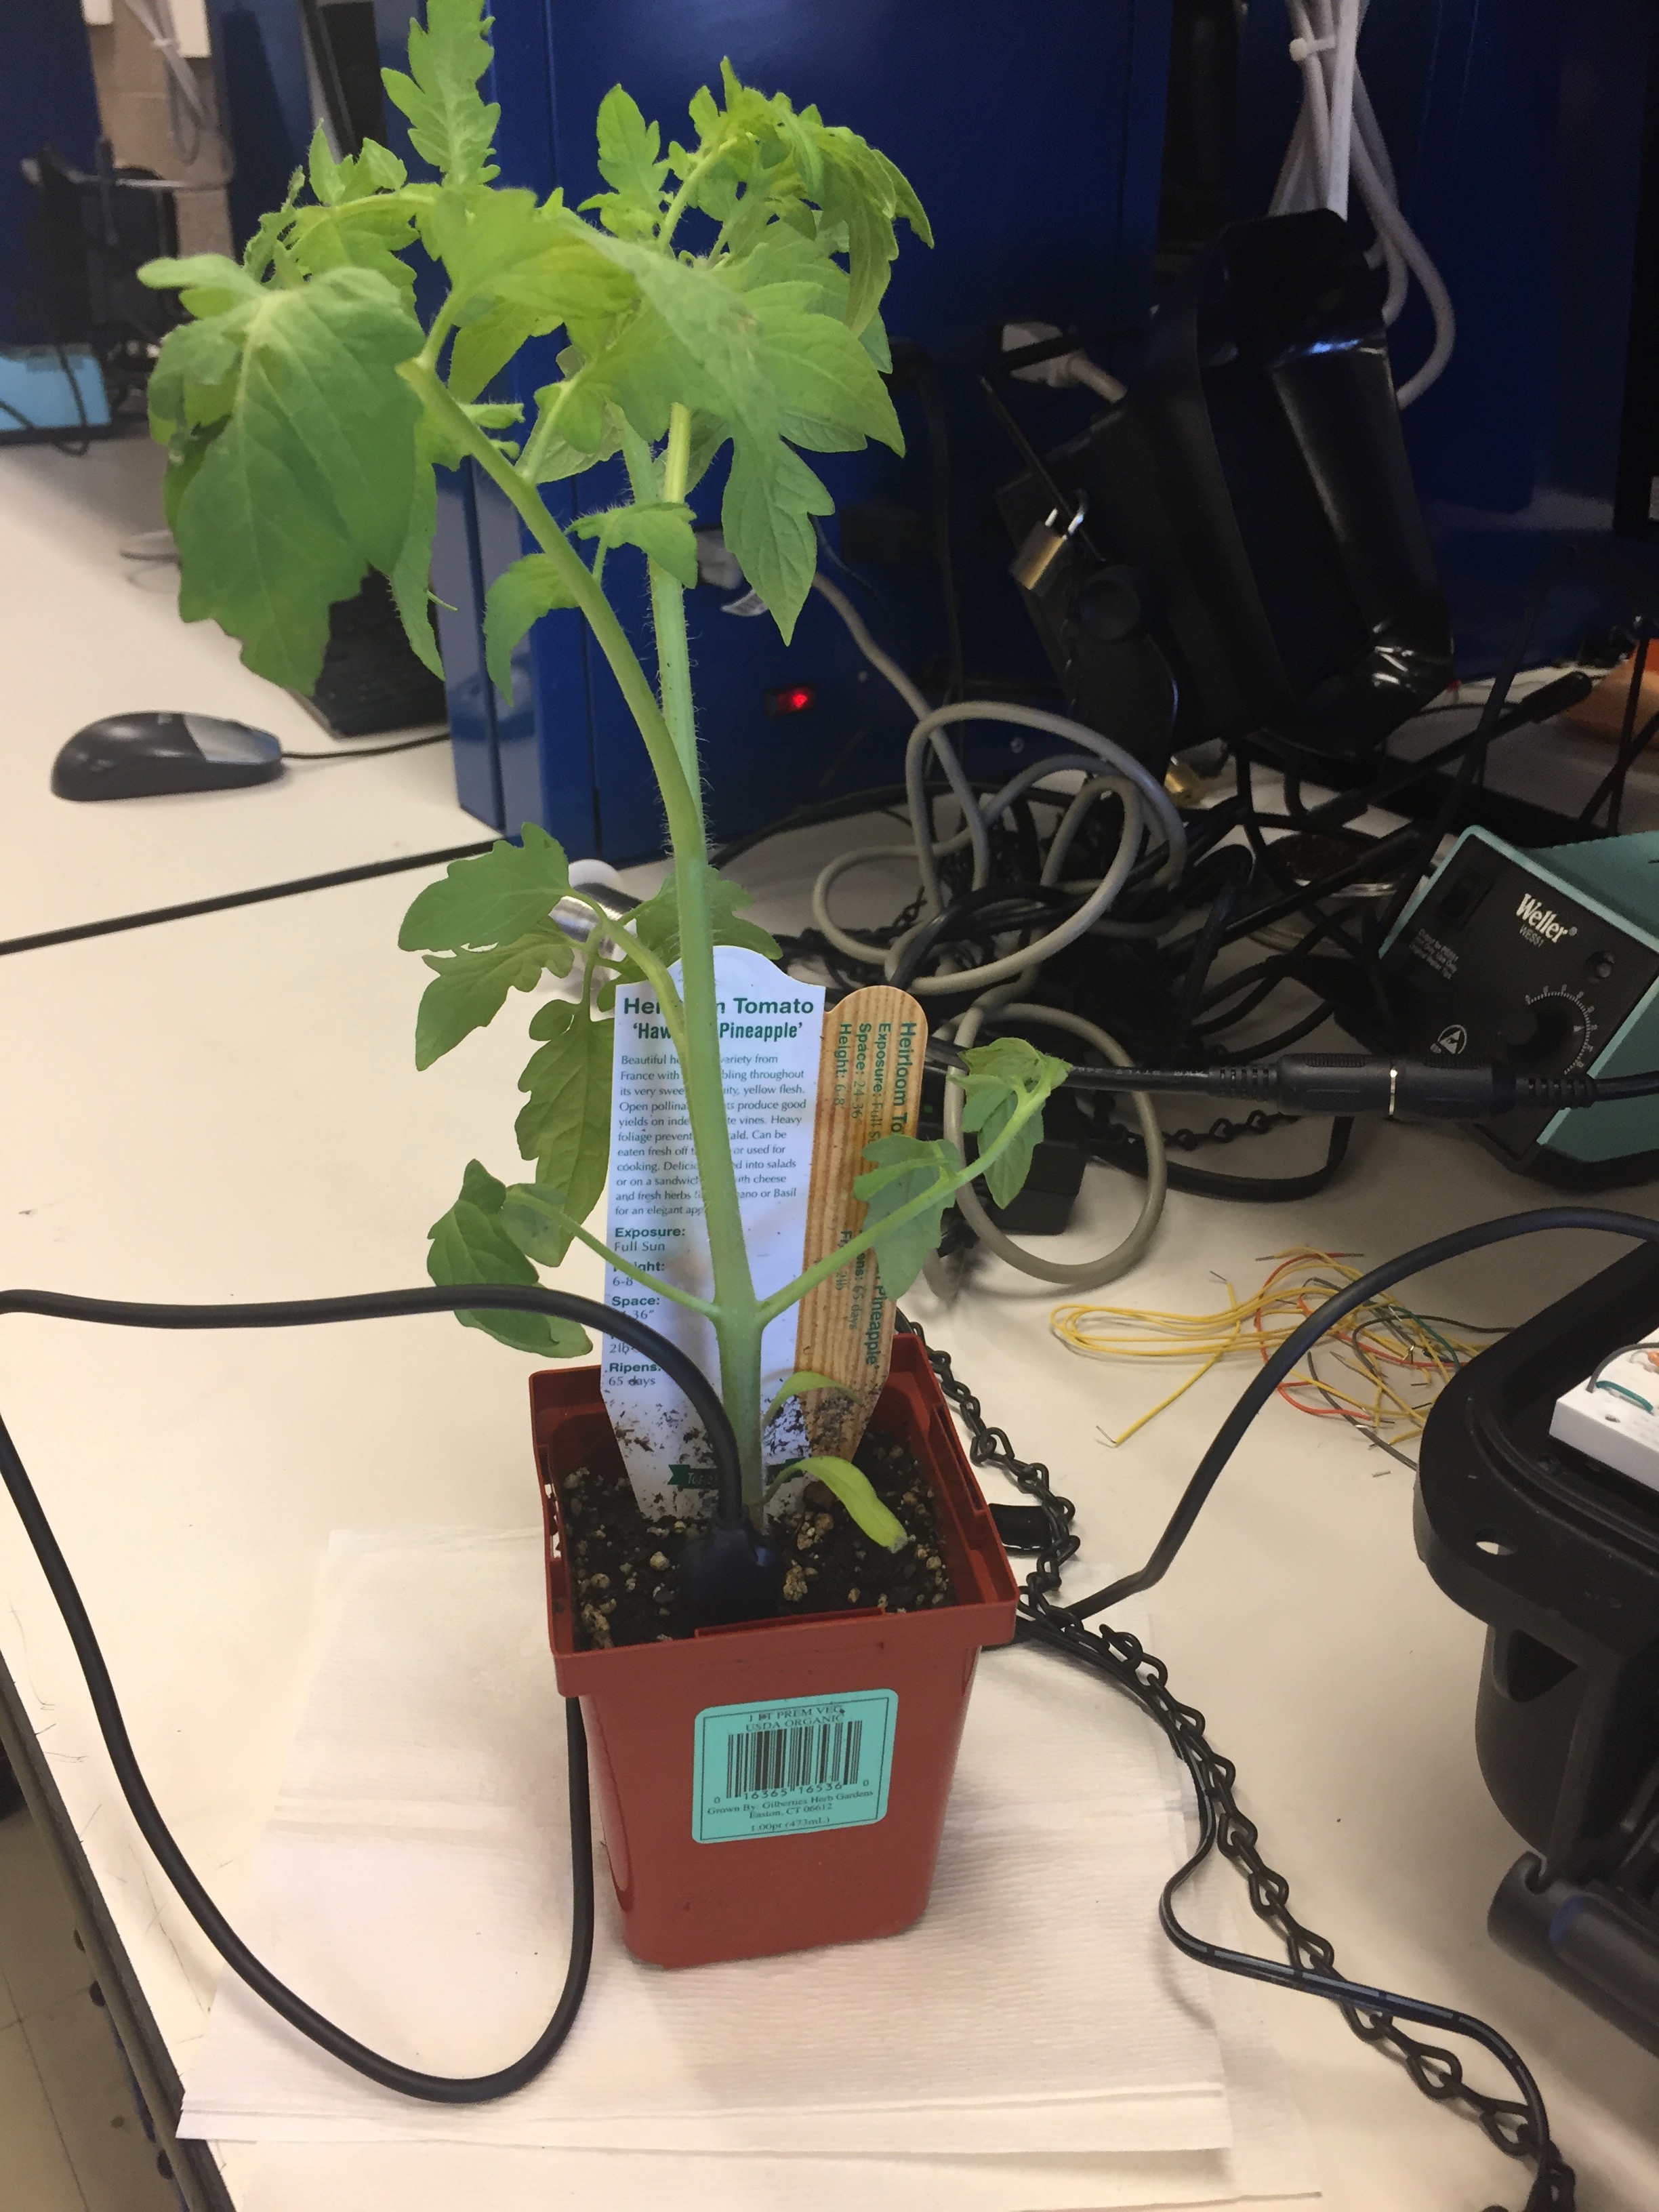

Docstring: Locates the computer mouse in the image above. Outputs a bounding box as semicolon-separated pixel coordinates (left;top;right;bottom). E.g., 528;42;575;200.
52;712;283;800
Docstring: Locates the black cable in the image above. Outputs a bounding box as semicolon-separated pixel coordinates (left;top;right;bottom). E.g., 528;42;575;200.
280;733;451;762
905;1317;1576;2212
1088;1110;1355;1201
0;838;497;960
1577;629;1650;832
1064;1206;1659;1623
1160;846;1252;1049
0;1282;747;2104
1375;566;1561;942
1580;707;1659;838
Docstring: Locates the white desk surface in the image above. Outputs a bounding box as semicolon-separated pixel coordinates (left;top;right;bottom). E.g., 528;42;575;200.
0;439;480;946
4;438;1659;2212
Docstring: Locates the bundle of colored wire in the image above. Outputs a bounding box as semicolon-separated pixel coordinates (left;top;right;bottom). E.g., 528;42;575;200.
1050;1250;1506;1464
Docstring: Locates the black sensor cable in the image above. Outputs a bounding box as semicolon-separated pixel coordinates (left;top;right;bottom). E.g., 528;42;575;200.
905;1313;1582;2212
926;1044;1659;1122
0;1283;747;2105
1063;1206;1659;1630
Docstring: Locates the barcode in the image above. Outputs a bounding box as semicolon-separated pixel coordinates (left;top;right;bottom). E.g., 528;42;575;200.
725;1717;863;1798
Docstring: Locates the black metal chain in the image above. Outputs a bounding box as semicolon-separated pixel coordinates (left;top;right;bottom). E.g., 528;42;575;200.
899;1315;1576;2212
1160;1107;1298;1153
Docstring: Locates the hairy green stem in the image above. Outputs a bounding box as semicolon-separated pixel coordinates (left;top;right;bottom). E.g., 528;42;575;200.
400;362;700;842
658;141;729;250
560;1218;715;1316
405;362;765;1510
566;894;686;1053
611;426;763;1507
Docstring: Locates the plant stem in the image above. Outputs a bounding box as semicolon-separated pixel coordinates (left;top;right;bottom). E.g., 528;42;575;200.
560;1220;715;1316
754;1080;1055;1330
658;143;729;250
566;895;687;1054
406;362;766;1513
400;363;700;839
614;426;766;1512
620;409;701;827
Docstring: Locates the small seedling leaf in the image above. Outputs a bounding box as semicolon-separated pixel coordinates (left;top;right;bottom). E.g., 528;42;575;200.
573;499;699;587
615;868;780;974
762;1370;855;1430
775;1456;907;1552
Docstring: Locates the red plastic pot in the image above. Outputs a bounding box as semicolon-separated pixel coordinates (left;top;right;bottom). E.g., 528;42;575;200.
531;1334;1018;1969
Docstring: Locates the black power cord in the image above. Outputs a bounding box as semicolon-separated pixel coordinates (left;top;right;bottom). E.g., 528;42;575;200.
1061;1206;1659;1628
0;1283;747;2104
279;733;451;762
901;1313;1578;2212
0;838;497;960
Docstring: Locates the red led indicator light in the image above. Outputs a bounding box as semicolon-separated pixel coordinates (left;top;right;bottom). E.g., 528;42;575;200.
764;682;817;716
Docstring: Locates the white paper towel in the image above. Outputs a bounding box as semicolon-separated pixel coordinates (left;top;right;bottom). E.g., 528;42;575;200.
180;1528;1313;2203
241;1908;1314;2211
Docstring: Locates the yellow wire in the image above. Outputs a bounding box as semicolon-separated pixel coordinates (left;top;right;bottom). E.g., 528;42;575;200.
1051;1249;1492;1450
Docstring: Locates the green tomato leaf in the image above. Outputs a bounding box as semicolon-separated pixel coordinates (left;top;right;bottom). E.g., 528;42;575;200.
145;312;245;447
721;432;832;643
482;552;580;699
583;85;671;238
382;0;500;186
415;928;573;1067
284;197;419;300
851;1132;962;1300
144;264;424;691
497;1181;575;1267
427;1159;590;1357
400;821;573;951
762;1370;855;1430
307;121;347;205
745;282;903;453
510;1000;614;1250
616;868;780;975
955;1036;1071;1210
572;498;698;587
775;1456;907;1552
140;253;262;316
388;451;443;676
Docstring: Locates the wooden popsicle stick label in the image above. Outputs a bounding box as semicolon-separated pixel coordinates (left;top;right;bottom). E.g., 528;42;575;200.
793;987;928;1459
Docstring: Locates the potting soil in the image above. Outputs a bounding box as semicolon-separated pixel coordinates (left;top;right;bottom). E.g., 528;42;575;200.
560;1431;958;1648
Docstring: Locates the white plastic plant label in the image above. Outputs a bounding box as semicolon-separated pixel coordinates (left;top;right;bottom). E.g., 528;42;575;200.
600;945;825;1517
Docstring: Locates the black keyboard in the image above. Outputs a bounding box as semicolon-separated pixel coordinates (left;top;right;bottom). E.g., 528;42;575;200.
299;573;450;738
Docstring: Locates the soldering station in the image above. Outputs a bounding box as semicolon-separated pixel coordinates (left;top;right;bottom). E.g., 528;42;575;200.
7;5;1659;2211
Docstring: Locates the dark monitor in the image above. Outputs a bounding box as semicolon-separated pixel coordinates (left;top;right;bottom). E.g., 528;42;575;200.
299;0;388;158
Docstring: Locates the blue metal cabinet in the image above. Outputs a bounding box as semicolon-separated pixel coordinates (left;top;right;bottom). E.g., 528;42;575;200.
203;0;1174;854
447;0;1175;856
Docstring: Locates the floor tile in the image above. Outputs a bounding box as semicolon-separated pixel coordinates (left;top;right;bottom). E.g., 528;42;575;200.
0;2017;86;2212
24;1986;182;2212
0;1810;91;2021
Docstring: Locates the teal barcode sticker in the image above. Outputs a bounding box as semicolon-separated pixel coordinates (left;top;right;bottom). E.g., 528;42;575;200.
692;1689;898;1843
